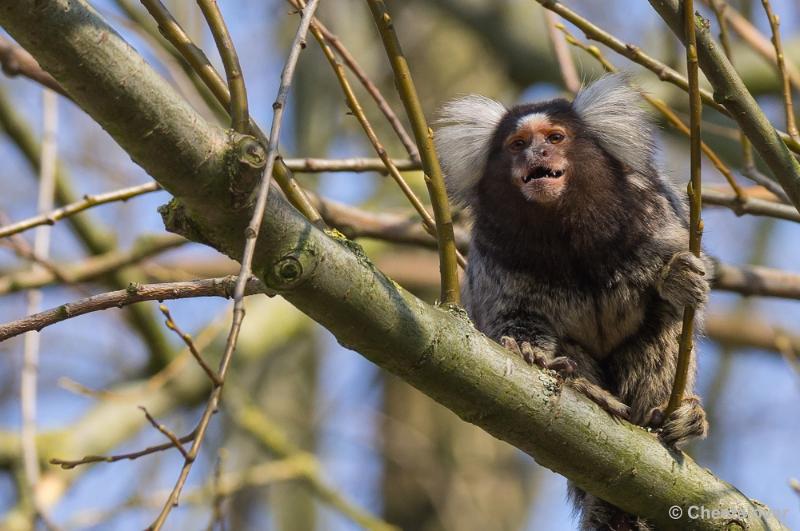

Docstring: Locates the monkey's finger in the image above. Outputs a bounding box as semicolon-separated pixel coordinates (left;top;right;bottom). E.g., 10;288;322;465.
547;356;577;375
644;406;665;429
500;336;522;356
520;341;537;365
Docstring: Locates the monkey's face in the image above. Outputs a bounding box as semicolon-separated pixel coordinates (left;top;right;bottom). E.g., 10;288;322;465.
501;113;571;204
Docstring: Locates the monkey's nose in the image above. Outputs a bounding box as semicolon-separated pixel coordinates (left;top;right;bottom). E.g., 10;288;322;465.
538;148;549;157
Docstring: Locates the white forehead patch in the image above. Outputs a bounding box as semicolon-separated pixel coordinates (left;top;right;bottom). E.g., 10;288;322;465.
516;112;549;132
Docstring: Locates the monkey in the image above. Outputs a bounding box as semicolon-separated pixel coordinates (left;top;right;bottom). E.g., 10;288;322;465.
434;74;709;531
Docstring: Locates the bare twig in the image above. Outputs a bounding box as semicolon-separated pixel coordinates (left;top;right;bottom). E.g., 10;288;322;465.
0;36;67;96
0;234;186;296
667;0;703;419
740;166;790;203
296;0;465;267
760;0;799;141
0;181;161;239
308;15;419;162
50;429;197;470
366;0;461;304
159;304;221;386
648;0;800;212
284;156;418;173
197;0;248;133
147;2;320;529
701;0;800;91
543;11;580;93
20;88;58;529
0;277;265;342
702;188;799;222
706;0;756;171
0;223;73;287
139;406;190;460
308;191;471;252
139;0;322;224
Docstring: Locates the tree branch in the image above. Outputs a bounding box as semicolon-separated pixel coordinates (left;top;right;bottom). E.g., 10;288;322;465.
648;0;800;211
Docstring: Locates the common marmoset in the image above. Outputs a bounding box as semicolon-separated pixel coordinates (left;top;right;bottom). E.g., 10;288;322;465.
434;74;709;531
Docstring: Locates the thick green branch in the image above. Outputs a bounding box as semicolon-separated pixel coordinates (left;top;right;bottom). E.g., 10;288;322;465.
0;1;788;529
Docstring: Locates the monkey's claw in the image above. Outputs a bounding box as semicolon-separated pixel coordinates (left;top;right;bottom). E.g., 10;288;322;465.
500;336;576;375
657;251;709;308
646;396;708;450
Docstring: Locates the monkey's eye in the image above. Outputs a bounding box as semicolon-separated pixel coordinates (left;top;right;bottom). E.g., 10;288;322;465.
509;138;527;151
547;133;565;144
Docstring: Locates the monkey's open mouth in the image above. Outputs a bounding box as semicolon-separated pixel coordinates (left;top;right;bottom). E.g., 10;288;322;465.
522;166;564;183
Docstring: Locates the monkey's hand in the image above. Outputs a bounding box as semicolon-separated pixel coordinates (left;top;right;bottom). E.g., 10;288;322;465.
500;336;577;375
645;396;708;450
656;251;709;308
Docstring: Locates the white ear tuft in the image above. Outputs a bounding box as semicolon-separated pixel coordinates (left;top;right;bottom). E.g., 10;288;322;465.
434;95;507;207
572;73;655;175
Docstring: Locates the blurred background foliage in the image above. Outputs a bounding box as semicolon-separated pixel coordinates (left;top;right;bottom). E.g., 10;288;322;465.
0;0;799;529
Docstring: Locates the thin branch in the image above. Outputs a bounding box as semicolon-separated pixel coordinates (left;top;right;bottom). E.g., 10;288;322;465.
760;0;799;142
667;0;703;419
741;165;791;203
50;429;197;470
0;277;265;342
366;0;461;304
139;406;189;460
307;191;471;252
147;2;320;529
308;15;419;162
159;304;221;386
284;156;418;173
702;188;800;222
648;0;800;211
0;223;74;288
0;234;186;296
0;181;161;239
711;262;800;300
701;0;800;91
543;10;580;93
197;0;248;133
706;0;756;171
139;0;323;224
296;0;465;267
20;88;58;530
113;0;228;121
0;36;67;97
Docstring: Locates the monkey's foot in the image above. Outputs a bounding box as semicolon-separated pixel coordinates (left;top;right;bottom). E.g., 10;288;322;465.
645;395;708;449
500;336;577;375
569;378;631;421
656;251;708;308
